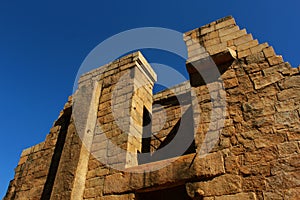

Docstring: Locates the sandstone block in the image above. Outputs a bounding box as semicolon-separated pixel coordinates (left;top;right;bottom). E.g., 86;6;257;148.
18;156;28;166
203;38;221;47
215;18;236;30
220;29;247;43
242;175;266;191
262;63;289;76
186;174;242;197
238;49;251;58
206;42;227;55
277;88;300;101
221;69;236;79
250;43;269;54
263;191;283;200
271;154;300;176
85;177;105;188
268;55;284;66
189;48;207;57
278;75;300;89
215;192;257;200
99;194;135;200
188;43;205;51
275;100;296;112
224;155;240;174
202;30;219;41
244;147;278;165
201;25;215;35
243;63;261;73
277;141;299;156
263;46;276;58
266;171;300;190
103;173;130;194
192;151;225;178
223;77;239;88
274;111;298;126
253;73;284;90
284;187;300;200
218;25;239;37
20;147;33;157
234;34;253;46
237;40;259;52
83;188;96;199
245;52;265;64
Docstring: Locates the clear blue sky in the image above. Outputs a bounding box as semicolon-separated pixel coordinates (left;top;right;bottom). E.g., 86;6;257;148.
0;0;299;197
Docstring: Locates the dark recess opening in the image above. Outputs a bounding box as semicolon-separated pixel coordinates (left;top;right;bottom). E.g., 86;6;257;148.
138;107;152;164
41;107;72;200
136;185;192;200
138;102;196;164
151;105;196;162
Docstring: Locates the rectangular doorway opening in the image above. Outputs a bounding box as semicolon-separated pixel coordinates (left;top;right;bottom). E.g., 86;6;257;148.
136;185;192;200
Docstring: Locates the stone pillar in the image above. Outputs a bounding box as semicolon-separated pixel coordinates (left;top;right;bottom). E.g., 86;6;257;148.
74;51;156;171
70;52;156;199
102;52;156;168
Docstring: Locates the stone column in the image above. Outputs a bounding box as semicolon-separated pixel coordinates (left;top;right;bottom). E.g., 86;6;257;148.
70;52;156;199
74;51;156;171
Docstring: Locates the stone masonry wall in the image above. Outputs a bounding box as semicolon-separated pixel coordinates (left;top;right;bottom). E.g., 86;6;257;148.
184;16;300;200
4;16;300;200
4;97;72;200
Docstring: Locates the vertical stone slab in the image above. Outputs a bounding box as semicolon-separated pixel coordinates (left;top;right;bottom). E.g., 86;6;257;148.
49;81;103;200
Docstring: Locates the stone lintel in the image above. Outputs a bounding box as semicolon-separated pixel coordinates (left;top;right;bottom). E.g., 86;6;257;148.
186;47;236;74
186;48;236;87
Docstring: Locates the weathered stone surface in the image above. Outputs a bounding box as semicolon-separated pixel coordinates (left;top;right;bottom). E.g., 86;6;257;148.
277;141;299;156
263;191;283;200
253;73;284;89
223;77;239;88
263;46;275;58
214;192;257;200
242;175;266;191
103;173;130;194
266;171;300;190
99;194;135;200
193;151;225;178
4;16;300;200
270;154;300;176
284;187;300;200
224;155;240;174
277;88;300;101
245;52;265;64
278;75;300;89
268;55;284;66
186;174;242;197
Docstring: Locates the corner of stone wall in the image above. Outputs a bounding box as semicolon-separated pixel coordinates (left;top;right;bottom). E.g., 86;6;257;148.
182;16;300;200
74;51;158;199
5;16;300;200
4;98;73;200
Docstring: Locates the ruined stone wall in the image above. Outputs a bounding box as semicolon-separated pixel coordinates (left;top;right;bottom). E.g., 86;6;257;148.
184;16;300;200
79;52;157;199
4;16;300;200
4;97;73;200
